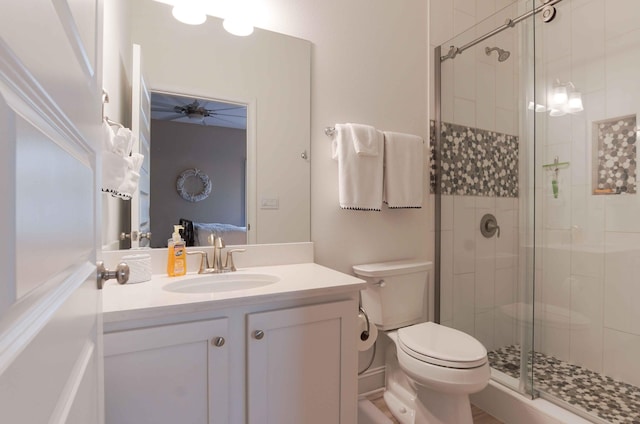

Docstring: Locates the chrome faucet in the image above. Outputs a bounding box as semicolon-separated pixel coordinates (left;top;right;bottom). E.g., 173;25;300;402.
211;235;225;272
187;236;245;274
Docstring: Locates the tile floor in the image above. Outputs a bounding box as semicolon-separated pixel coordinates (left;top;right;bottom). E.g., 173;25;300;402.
489;344;640;424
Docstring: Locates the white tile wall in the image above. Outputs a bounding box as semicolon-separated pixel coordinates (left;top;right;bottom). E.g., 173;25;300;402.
603;329;640;388
443;195;519;351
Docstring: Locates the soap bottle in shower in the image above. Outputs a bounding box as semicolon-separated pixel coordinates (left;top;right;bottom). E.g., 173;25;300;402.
167;225;187;277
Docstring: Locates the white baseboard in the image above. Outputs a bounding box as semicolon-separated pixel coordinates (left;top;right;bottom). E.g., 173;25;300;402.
358;366;386;396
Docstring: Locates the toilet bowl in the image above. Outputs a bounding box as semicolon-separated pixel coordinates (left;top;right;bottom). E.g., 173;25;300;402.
353;260;490;424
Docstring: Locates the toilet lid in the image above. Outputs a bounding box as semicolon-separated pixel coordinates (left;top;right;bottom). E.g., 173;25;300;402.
397;322;487;369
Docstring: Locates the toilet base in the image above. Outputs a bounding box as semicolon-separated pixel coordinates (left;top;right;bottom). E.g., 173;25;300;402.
383;332;479;424
383;390;416;424
383;387;473;424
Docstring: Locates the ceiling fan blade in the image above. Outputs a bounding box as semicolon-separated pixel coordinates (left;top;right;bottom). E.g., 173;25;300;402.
151;107;180;113
204;106;246;114
205;115;244;126
154;113;186;121
152;100;185;109
207;112;247;118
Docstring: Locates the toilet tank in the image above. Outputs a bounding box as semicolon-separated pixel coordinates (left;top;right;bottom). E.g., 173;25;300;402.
353;259;432;331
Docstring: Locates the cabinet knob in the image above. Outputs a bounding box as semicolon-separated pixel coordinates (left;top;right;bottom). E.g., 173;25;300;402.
253;330;264;340
212;337;225;347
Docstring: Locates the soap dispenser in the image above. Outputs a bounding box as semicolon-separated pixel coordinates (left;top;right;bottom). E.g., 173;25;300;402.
167;225;187;277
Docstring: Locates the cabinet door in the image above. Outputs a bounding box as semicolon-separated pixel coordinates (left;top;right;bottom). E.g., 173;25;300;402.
104;318;229;424
247;300;358;424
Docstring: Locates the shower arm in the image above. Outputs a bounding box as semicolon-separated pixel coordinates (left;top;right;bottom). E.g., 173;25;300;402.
440;0;563;62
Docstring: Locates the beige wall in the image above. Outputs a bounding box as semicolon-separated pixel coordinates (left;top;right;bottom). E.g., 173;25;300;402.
150;121;246;247
253;0;432;275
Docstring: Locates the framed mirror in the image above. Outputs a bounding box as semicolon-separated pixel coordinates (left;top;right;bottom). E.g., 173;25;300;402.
102;0;311;250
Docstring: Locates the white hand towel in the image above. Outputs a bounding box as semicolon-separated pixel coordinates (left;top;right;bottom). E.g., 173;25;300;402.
332;123;384;210
383;131;424;208
117;152;144;197
101;121;143;199
112;127;134;157
101;150;130;199
348;123;379;156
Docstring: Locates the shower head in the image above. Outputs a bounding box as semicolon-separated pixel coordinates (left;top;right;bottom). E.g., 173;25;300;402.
485;46;510;62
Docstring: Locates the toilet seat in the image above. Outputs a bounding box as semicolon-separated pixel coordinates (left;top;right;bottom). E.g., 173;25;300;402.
397;322;487;369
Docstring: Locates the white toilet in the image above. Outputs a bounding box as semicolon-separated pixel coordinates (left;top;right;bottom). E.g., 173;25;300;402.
353;260;490;424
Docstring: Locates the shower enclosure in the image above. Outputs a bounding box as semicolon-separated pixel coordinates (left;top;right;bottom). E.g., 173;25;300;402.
434;0;640;422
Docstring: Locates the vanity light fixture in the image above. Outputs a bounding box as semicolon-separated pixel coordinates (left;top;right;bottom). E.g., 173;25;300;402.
172;0;207;25
547;80;584;117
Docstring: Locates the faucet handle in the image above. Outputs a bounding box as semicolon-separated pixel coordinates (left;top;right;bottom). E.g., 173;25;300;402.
224;249;246;271
187;250;209;273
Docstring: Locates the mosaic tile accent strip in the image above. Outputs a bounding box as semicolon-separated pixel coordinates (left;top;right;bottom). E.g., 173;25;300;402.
594;115;637;195
429;120;519;197
489;344;640;424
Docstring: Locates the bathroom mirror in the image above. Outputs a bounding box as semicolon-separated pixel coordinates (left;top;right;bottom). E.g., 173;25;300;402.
104;0;311;249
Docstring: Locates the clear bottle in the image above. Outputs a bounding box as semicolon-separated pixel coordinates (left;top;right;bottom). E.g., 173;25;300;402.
167;225;187;277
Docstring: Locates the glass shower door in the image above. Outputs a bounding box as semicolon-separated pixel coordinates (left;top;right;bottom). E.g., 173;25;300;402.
434;0;534;398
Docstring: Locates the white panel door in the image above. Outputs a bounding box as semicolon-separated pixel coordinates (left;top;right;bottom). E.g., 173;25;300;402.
0;1;103;423
130;43;151;247
247;301;358;424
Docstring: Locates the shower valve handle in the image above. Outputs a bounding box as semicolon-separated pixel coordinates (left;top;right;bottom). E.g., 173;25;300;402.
480;214;500;239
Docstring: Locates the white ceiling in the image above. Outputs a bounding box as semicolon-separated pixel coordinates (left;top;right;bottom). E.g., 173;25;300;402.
150;92;247;129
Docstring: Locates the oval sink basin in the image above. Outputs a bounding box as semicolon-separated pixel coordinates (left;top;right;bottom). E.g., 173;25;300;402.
163;273;280;294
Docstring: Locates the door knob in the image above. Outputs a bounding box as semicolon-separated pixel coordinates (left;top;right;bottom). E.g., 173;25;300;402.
96;261;129;289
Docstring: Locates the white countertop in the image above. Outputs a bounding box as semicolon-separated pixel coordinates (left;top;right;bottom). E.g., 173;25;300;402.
102;262;366;324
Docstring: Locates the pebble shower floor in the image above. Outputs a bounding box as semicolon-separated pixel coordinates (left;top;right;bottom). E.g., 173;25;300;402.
488;345;640;424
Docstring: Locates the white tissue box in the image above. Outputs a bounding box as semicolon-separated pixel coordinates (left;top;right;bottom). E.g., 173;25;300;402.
121;253;152;284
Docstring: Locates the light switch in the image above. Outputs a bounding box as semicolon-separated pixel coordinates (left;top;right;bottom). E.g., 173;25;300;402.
260;197;279;209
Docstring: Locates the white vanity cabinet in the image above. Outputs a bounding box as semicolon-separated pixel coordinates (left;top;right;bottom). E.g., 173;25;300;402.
247;300;356;424
104;318;230;424
103;298;357;424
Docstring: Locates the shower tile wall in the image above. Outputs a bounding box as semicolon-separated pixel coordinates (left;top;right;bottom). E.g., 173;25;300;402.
431;0;522;352
440;195;519;352
536;0;640;388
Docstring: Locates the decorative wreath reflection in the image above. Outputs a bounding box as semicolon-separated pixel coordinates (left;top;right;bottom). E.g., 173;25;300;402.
176;168;212;202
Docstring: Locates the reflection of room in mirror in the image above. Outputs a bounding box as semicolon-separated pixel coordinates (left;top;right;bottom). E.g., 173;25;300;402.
99;0;312;250
150;92;248;248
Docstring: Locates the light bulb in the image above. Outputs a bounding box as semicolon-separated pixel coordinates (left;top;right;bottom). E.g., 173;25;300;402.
549;108;566;117
223;18;254;36
551;85;568;106
566;92;583;113
172;1;206;25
